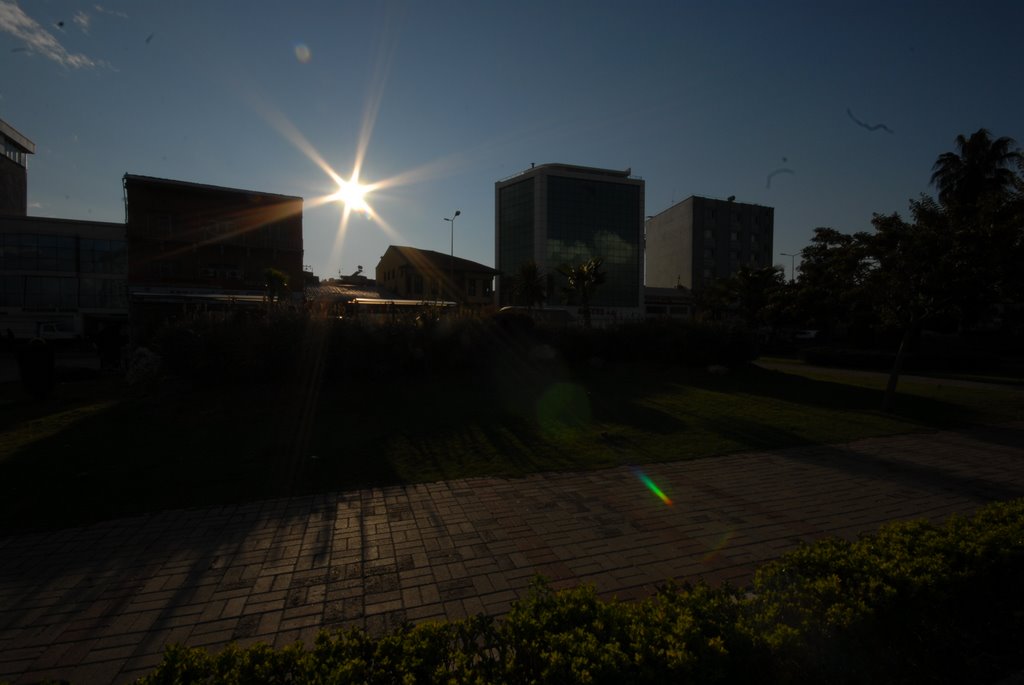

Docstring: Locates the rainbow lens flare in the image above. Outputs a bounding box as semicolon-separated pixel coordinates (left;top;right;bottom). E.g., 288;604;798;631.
634;469;673;506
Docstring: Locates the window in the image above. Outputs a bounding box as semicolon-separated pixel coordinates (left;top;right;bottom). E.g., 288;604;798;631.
24;277;77;310
80;278;126;309
0;275;23;306
468;278;476;296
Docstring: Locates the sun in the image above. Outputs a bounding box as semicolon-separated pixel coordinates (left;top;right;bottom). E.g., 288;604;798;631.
332;177;372;213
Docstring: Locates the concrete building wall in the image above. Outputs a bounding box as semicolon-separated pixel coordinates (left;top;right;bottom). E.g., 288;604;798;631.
376;245;495;305
0;156;28;216
123;175;304;294
646;196;773;291
0;118;35;216
645;197;694;289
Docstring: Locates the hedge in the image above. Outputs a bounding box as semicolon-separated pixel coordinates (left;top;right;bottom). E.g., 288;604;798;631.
144;313;759;386
134;498;1024;684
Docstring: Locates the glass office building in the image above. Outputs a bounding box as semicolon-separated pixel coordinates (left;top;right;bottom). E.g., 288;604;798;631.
495;164;644;316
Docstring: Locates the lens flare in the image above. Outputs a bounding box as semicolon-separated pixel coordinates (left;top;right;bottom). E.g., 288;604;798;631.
294;44;311;63
634;469;673;506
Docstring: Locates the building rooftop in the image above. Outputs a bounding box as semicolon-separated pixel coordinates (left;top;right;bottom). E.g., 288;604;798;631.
498;162;637;184
646;195;773;220
0;118;34;154
123;174;303;202
385;245;498;275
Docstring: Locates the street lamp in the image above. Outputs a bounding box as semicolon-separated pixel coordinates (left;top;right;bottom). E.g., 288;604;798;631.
444;210;460;301
780;251;800;283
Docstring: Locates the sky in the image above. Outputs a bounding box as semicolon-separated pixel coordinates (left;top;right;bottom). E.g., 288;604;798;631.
2;0;1022;282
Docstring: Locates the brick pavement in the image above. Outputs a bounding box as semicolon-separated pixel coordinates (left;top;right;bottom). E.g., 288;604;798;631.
1;422;1023;684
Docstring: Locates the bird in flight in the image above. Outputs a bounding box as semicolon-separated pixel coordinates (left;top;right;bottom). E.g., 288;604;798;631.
847;108;894;134
766;168;795;189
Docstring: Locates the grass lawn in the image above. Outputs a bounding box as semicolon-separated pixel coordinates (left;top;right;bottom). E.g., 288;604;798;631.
2;359;1022;533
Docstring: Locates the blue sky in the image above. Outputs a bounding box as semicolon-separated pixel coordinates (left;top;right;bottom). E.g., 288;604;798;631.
3;0;1022;281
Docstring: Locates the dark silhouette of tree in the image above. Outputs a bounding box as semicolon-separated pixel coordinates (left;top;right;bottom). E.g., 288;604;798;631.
780;129;1024;411
696;266;786;326
868;202;965;411
558;258;606;328
931;129;1022;214
264;267;290;305
729;265;787;326
793;227;876;340
931;130;1024;327
510;261;547;312
693;278;732;322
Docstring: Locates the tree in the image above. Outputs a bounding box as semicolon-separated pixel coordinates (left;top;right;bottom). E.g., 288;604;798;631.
930;128;1022;215
868;203;963;411
931;129;1024;328
558;258;606;328
695;266;787;327
791;227;876;341
727;265;787;327
264;267;290;305
510;261;547;312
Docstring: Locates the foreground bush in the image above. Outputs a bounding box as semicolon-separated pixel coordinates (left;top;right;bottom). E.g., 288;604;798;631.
137;499;1024;684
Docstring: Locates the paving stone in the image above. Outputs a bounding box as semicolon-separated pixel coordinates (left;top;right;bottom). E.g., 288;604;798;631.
2;424;1023;683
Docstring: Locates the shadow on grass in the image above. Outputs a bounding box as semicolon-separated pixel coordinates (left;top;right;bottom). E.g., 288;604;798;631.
0;383;288;534
4;358;1018;534
696;414;1024;503
689;363;991;428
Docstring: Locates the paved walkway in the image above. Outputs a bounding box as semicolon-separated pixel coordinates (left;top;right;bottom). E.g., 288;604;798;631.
2;423;1023;684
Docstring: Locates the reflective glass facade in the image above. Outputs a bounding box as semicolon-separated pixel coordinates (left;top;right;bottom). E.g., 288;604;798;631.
496;166;643;310
0;233;125;274
545;175;641;307
0;232;126;310
496;178;534;305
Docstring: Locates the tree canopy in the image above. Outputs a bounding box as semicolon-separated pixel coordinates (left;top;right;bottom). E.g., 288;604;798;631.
558;258;606;328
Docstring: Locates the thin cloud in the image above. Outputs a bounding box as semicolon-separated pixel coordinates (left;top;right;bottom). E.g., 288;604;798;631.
94;4;128;19
0;1;100;68
73;10;90;33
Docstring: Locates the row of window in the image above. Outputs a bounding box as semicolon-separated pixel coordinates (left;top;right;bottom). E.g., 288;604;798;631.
704;250;773;261
399;273;492;298
0;275;126;310
144;214;300;250
2;138;28;167
0;233;126;274
704;209;772;224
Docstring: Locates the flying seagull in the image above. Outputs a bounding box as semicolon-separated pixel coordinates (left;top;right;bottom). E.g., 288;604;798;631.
847;108;894;134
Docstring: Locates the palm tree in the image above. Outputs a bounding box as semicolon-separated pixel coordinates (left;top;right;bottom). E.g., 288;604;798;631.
930;128;1022;212
510;261;547;312
558;258;606;328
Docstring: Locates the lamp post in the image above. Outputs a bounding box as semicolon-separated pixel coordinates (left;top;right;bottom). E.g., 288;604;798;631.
444;210;460;302
780;251;800;283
